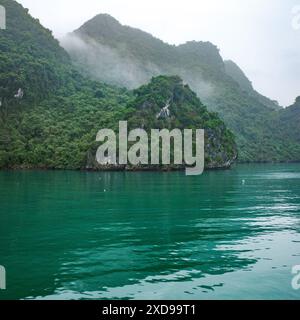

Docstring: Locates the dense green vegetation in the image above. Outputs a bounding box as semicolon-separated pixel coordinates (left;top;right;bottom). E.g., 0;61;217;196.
63;14;300;162
125;76;237;169
0;0;129;169
0;0;236;170
0;0;76;104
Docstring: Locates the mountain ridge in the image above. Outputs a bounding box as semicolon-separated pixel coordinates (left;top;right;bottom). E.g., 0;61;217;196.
61;13;300;162
0;1;237;170
66;13;280;108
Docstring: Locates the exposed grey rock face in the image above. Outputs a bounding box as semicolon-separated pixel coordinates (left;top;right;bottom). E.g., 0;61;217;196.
156;100;171;119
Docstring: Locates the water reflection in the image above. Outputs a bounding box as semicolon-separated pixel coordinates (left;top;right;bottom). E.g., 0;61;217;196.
0;164;300;299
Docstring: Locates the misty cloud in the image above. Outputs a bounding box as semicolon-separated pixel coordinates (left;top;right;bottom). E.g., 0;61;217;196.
61;33;165;89
17;0;300;106
60;32;216;105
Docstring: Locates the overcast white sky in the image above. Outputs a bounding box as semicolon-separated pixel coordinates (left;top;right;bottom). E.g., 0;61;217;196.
17;0;300;106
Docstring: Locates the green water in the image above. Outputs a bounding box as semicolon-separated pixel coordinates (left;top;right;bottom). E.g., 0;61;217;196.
0;164;300;300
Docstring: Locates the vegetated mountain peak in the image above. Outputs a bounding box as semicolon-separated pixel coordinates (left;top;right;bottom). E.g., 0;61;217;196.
294;96;300;107
76;13;121;35
124;75;238;169
177;40;220;55
131;75;204;115
75;13;167;50
284;96;300;110
274;96;300;155
177;41;225;72
88;13;120;24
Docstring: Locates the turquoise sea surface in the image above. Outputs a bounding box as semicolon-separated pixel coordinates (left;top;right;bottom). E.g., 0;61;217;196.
0;164;300;299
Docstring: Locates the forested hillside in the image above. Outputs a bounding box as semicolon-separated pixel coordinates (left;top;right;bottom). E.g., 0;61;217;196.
125;76;237;169
62;14;300;162
0;0;236;170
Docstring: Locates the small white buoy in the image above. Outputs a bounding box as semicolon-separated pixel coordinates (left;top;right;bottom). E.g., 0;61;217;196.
242;180;245;185
104;189;106;192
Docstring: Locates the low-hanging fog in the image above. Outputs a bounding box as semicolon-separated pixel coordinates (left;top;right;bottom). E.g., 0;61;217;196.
16;0;300;106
